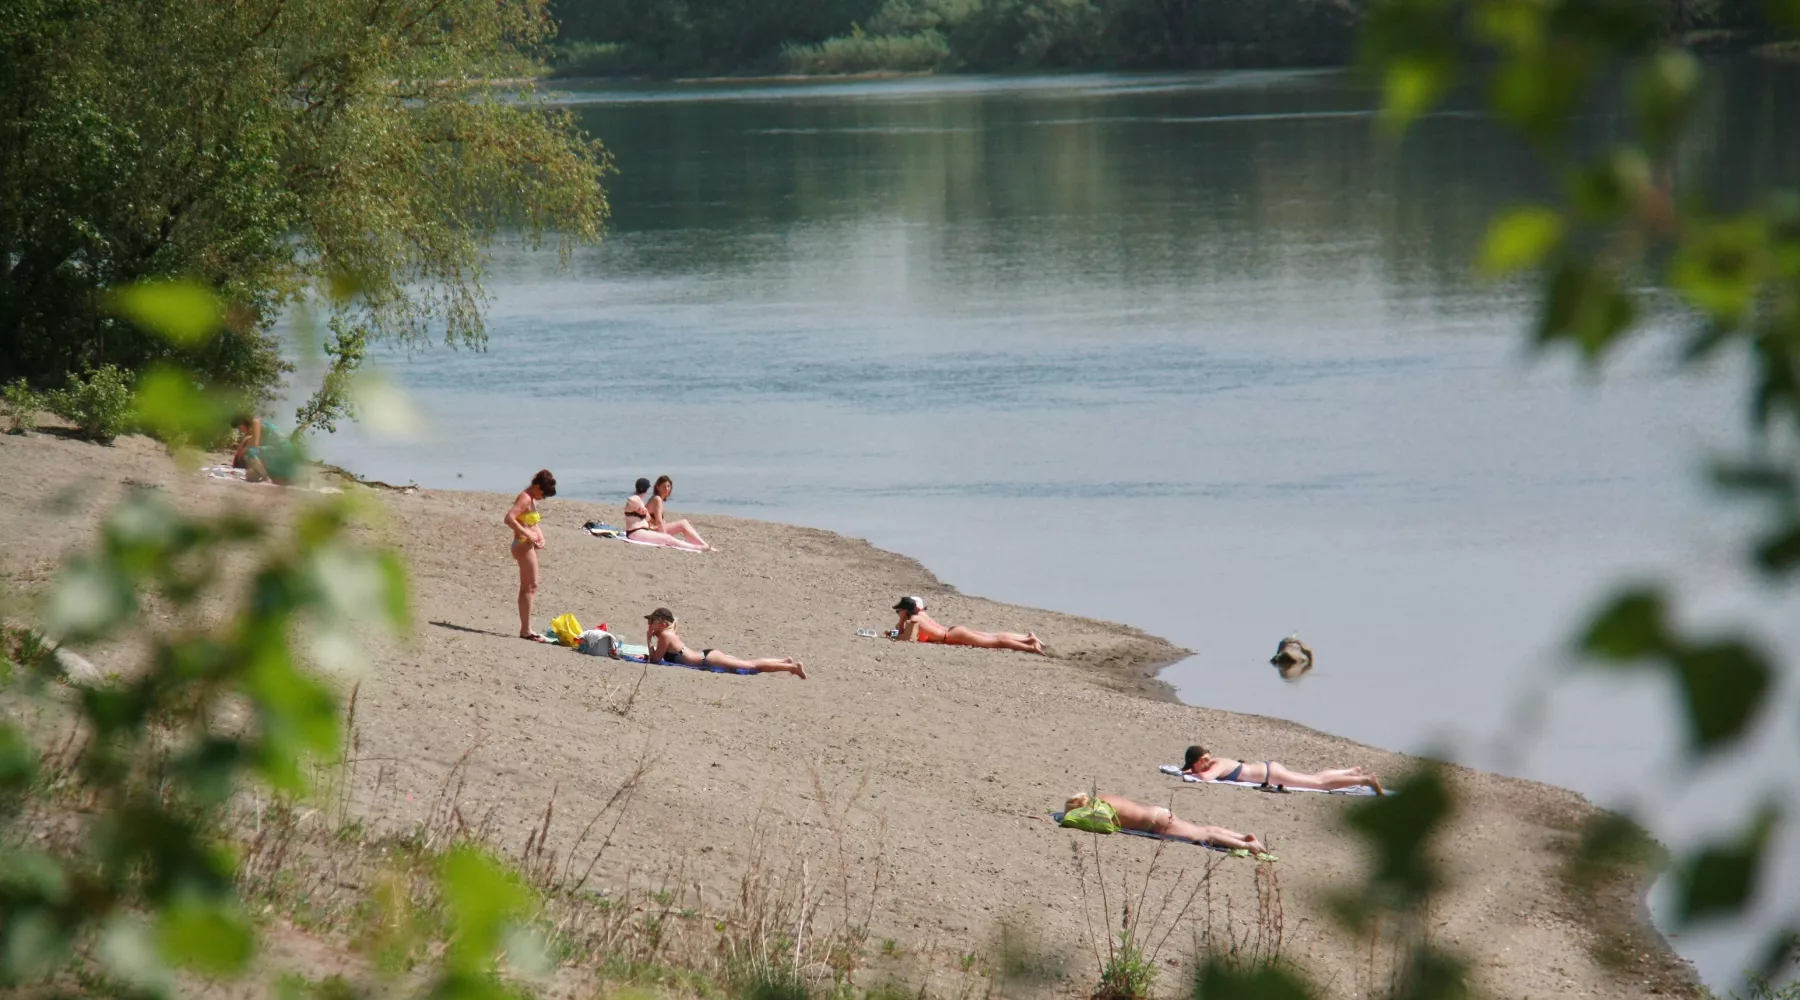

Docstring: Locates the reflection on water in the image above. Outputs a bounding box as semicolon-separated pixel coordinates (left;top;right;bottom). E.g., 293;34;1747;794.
292;63;1800;985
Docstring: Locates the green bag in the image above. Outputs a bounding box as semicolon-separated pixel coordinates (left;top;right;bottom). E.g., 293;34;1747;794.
1060;799;1121;834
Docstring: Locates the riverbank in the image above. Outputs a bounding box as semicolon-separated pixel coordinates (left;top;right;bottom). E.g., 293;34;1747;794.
0;426;1701;998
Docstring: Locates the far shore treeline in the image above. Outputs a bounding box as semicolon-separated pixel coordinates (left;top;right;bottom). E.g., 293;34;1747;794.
548;0;1799;77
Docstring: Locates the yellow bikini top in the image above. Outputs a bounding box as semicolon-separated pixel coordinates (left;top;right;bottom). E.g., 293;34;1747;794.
519;511;541;526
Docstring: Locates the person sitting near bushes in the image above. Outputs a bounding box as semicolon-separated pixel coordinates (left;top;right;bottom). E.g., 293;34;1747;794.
231;413;299;485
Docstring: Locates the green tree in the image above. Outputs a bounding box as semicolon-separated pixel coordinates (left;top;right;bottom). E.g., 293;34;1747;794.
0;0;609;413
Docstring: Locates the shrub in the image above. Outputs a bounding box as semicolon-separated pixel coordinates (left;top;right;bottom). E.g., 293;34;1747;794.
46;364;136;443
2;378;39;434
779;29;952;74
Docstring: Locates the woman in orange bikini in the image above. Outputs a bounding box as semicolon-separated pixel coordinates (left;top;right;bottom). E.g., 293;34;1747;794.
1063;793;1265;852
507;469;556;642
890;596;1045;654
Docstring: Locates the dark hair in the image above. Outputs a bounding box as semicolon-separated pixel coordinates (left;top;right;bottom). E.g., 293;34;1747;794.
635;477;651;494
1183;745;1207;770
654;475;672;491
231;412;254;428
530;469;557;498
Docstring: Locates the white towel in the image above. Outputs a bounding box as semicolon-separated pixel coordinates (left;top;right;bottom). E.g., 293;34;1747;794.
1157;764;1379;796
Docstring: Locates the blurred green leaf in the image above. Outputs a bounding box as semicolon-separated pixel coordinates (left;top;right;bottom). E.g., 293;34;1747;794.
1342;764;1452;910
1671;218;1768;326
1671;640;1772;751
1480;206;1564;275
131;367;236;448
438;846;534;970
1754;518;1800;576
0;724;39;794
1768;0;1800;33
174;738;247;807
1570;149;1652;222
1392;947;1469;1000
1675;807;1778;925
107;280;224;347
1380;55;1454;136
1561;812;1658;897
1632;48;1699;155
0;849;72;903
1191;959;1316;1000
3;908;71;980
158;899;255;975
1581;587;1668;661
45;558;137;640
1538;262;1636;358
376;552;411;631
99;916;173;994
1710;459;1795;499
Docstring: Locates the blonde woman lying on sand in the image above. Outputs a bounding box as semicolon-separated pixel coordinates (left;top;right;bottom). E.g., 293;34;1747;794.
890;596;1045;654
643;607;806;678
1182;745;1383;795
1064;793;1266;852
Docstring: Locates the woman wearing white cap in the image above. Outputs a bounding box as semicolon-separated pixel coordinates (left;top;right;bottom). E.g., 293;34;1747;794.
890;596;1045;654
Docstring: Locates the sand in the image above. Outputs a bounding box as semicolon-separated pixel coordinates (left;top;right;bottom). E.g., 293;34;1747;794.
0;425;1698;999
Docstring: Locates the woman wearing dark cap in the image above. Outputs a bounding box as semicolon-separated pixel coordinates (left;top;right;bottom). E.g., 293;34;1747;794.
643;608;807;678
1181;745;1382;794
890;596;1045;654
507;469;556;642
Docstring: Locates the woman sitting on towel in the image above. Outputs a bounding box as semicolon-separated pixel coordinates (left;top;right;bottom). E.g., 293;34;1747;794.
890;596;1045;654
643;607;806;678
1181;745;1383;795
623;477;706;551
645;475;712;551
1065;793;1265;852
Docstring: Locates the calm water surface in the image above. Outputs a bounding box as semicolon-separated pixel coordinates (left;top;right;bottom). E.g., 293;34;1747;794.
290;66;1800;983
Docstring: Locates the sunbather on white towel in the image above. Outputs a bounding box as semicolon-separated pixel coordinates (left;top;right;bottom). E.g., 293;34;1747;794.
1182;745;1383;794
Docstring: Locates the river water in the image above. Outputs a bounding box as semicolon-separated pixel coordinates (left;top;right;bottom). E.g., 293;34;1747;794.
289;64;1800;985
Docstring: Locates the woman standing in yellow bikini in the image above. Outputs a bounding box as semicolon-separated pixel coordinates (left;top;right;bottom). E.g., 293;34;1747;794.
506;469;556;641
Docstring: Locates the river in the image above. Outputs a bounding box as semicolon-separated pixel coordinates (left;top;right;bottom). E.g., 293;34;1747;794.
288;63;1800;986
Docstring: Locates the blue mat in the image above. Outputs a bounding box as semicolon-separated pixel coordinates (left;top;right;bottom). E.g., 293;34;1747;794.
616;653;757;676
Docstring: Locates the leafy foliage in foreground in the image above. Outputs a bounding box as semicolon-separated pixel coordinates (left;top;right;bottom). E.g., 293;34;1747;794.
0;0;610;412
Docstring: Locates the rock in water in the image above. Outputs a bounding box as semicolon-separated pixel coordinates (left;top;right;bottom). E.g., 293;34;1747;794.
1270;635;1313;681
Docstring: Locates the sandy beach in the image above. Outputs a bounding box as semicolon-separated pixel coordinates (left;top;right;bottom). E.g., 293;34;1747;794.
0;427;1699;999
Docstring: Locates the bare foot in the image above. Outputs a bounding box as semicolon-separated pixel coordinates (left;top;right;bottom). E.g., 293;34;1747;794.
792;660;807;679
1027;633;1047;654
1369;776;1385;796
521;632;552;643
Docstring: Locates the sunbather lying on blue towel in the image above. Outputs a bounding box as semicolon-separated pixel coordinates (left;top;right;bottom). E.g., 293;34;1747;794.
644;607;806;679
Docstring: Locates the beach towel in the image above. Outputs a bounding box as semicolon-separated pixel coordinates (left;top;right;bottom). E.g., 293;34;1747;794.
1049;813;1275;860
855;628;898;639
586;524;704;552
1158;764;1380;796
202;465;247;480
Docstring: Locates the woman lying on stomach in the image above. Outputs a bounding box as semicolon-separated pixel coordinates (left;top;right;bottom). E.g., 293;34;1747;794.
643;607;806;679
1182;745;1383;795
890;596;1045;654
1064;793;1266;852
